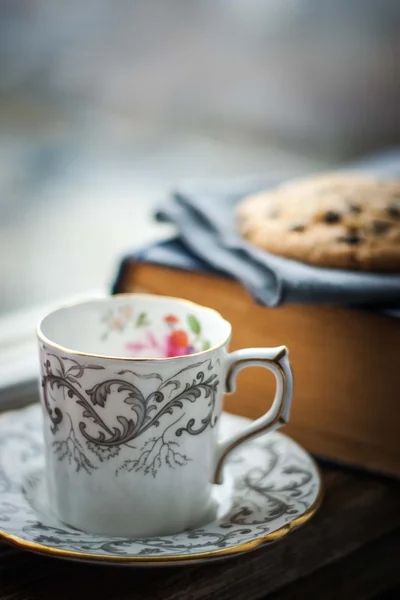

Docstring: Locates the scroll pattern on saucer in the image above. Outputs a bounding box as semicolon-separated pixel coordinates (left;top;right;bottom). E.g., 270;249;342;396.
0;405;321;560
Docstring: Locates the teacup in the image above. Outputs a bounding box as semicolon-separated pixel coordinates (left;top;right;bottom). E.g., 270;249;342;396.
37;294;293;537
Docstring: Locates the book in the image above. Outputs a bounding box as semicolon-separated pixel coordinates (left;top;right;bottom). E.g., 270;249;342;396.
114;257;400;478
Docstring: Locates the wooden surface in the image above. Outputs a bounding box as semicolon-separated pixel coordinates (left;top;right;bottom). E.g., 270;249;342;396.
1;464;400;600
117;261;400;477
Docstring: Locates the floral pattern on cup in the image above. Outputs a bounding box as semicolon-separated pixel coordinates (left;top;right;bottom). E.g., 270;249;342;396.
101;305;211;358
101;305;147;339
163;313;211;357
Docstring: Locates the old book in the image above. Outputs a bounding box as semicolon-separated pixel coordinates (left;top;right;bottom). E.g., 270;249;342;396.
114;258;400;478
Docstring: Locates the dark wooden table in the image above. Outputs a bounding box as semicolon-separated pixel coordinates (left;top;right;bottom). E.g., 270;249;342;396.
1;463;399;600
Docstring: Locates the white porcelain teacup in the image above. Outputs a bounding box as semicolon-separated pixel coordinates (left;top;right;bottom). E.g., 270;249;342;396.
37;294;293;537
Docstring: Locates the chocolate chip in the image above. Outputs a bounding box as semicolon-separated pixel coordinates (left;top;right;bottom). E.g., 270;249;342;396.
371;220;391;235
290;224;305;232
338;234;363;245
387;204;400;218
349;203;361;214
324;211;341;224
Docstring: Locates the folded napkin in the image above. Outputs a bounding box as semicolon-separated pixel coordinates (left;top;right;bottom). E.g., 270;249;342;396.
155;150;400;312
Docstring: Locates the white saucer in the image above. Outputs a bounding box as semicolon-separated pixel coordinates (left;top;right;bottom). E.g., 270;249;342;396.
0;404;322;566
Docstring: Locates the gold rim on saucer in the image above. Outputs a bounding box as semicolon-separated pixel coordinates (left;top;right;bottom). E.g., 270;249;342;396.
0;487;323;564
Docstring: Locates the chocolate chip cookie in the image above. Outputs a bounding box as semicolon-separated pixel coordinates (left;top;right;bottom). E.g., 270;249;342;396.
236;173;400;272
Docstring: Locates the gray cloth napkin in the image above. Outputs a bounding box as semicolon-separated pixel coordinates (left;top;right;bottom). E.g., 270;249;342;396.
156;150;400;309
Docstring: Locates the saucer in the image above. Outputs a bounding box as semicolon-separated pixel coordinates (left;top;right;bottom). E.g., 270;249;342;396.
0;404;322;565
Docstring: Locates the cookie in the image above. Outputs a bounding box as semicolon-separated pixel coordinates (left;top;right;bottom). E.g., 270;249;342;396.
236;173;400;272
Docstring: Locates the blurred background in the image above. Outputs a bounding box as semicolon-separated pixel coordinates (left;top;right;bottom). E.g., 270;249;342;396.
1;0;399;315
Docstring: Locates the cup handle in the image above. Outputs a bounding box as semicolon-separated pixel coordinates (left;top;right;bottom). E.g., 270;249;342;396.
213;346;293;484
